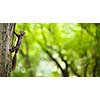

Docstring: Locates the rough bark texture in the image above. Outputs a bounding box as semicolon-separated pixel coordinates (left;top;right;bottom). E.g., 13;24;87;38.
0;23;15;76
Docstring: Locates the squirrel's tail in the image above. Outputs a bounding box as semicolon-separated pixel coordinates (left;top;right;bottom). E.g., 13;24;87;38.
12;53;17;71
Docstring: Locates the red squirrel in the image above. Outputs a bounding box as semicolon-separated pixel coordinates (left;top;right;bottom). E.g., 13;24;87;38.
9;30;25;70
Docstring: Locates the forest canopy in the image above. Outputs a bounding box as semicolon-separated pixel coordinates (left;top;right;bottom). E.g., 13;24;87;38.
11;23;100;77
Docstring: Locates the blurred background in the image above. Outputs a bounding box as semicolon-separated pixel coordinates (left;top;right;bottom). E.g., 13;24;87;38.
11;23;100;77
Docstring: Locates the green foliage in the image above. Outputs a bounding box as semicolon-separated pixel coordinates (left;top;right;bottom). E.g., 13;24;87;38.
11;23;100;77
49;71;60;77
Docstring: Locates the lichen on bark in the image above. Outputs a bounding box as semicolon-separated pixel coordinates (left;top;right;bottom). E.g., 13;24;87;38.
0;23;15;76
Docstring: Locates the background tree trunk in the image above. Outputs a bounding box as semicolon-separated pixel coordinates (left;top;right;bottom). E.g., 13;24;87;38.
0;23;15;76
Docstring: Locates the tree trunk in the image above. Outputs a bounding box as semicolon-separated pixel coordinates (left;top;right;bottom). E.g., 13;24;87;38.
0;23;15;76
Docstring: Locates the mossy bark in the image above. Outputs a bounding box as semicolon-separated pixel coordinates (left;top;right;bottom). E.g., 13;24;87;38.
0;23;15;76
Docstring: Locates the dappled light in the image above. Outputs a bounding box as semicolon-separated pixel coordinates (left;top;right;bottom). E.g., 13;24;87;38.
11;23;100;77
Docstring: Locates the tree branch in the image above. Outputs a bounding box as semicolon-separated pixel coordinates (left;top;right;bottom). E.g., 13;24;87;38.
70;66;81;77
37;41;68;77
58;51;69;76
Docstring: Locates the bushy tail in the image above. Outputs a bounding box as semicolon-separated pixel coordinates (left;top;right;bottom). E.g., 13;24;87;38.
12;53;17;70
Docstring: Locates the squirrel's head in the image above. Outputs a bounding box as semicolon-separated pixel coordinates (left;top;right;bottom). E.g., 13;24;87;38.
20;30;25;36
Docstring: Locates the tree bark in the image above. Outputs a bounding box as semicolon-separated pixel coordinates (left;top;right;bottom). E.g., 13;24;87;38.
0;23;15;76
